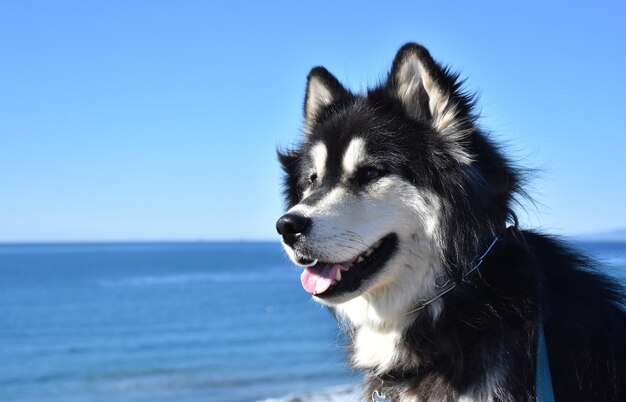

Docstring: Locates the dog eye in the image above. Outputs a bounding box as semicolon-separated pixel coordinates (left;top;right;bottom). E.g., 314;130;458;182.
357;167;382;183
309;173;318;183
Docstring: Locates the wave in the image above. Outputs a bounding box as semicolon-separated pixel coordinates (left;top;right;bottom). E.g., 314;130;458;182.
258;384;361;402
605;256;626;267
98;271;296;287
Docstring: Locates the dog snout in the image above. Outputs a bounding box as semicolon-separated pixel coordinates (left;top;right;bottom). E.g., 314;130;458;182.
276;213;311;246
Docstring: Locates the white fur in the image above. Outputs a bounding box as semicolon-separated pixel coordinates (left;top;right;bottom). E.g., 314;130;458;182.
352;326;401;373
310;142;328;180
288;177;440;268
342;138;367;175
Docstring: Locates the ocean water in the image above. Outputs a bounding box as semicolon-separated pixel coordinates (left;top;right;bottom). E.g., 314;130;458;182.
0;241;625;402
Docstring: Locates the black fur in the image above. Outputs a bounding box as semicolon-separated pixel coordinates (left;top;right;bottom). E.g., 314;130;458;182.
277;43;626;401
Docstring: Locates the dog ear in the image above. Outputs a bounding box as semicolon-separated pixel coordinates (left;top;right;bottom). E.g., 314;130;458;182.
304;67;349;134
388;43;460;132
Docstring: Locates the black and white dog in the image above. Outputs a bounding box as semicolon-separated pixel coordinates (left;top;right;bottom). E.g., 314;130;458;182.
276;43;626;401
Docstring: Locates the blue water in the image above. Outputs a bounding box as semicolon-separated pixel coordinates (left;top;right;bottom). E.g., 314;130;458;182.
0;241;624;402
0;242;357;402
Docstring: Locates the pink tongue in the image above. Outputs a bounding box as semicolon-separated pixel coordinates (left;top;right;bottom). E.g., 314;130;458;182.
300;264;349;295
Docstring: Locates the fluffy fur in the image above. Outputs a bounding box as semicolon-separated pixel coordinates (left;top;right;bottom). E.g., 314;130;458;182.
276;43;626;401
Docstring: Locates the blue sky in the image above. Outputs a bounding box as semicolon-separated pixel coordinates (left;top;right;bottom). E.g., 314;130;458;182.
0;1;625;242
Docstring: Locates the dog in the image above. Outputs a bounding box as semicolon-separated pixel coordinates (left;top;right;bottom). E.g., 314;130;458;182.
275;43;626;401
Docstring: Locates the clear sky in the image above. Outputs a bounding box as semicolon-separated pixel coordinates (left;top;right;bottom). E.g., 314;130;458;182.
1;1;625;242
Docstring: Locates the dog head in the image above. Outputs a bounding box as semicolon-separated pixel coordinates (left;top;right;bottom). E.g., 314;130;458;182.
277;44;518;326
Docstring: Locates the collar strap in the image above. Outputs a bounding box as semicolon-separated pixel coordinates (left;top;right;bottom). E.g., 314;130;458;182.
405;234;501;316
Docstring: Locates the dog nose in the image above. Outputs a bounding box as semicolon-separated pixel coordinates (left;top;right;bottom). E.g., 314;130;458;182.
276;213;311;246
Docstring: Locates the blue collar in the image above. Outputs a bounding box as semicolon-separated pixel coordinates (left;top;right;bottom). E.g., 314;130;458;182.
536;322;555;402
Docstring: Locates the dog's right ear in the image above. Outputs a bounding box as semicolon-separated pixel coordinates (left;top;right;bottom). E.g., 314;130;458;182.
303;67;350;135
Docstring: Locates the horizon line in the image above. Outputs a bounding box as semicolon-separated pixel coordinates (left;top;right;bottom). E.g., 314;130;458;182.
0;238;282;246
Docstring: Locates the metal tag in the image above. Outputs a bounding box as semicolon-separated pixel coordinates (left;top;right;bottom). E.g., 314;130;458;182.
372;390;391;402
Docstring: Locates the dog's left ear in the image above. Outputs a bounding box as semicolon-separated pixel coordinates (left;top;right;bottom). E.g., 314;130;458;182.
388;43;460;132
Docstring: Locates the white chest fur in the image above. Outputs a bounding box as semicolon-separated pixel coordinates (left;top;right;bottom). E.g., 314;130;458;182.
352;325;402;374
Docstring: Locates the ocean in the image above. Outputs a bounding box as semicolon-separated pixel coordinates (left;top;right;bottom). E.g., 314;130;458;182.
1;241;625;402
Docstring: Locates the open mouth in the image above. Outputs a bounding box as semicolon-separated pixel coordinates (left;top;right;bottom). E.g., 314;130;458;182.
299;234;397;299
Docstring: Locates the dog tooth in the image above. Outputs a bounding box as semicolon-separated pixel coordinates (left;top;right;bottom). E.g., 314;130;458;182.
335;269;342;281
356;256;364;263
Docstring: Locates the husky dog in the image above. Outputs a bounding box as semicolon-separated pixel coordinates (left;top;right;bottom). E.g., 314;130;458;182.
276;43;626;401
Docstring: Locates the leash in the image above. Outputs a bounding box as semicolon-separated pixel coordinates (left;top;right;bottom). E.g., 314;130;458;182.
536;322;555;402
